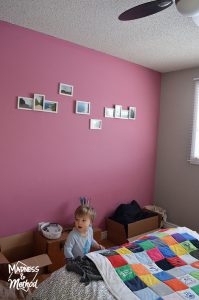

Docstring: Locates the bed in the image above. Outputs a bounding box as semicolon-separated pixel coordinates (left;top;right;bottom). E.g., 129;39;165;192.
32;227;199;300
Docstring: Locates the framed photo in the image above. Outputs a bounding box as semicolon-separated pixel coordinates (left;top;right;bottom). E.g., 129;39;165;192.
17;97;33;110
44;100;58;113
59;83;73;96
104;107;114;118
90;119;102;130
129;107;136;120
114;105;122;118
34;94;45;111
75;101;90;114
121;109;129;119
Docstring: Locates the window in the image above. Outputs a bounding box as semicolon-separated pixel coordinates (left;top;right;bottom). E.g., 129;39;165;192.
190;80;199;164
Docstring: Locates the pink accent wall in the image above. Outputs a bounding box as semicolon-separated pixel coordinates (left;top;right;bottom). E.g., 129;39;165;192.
0;21;161;237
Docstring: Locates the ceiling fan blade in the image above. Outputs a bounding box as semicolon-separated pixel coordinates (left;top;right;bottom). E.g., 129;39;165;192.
119;0;173;21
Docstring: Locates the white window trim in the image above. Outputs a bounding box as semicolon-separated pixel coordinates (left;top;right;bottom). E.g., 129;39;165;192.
190;79;199;165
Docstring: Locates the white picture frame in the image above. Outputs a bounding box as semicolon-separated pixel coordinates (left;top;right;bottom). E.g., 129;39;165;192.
90;119;102;130
59;83;73;97
121;109;129;119
17;97;34;110
76;100;90;114
104;107;114;118
129;107;136;120
33;94;45;111
114;105;122;118
44;100;58;113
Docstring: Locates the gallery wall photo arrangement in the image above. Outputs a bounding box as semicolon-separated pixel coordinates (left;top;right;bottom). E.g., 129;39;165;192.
75;100;90;115
17;97;34;110
90;119;102;130
59;83;73;97
17;93;58;114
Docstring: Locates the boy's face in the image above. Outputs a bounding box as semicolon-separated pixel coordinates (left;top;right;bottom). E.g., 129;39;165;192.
75;214;91;234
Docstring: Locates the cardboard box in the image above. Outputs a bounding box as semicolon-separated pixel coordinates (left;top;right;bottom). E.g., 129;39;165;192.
0;230;52;281
107;210;160;244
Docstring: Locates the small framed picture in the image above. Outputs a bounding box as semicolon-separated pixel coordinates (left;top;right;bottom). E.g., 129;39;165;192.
104;107;114;118
59;83;73;96
44;100;58;113
121;109;129;119
76;101;90;114
90;119;102;130
129;107;136;120
114;105;122;118
34;94;45;111
17;97;33;110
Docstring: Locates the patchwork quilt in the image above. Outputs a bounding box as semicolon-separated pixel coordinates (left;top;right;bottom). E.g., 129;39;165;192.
87;227;199;300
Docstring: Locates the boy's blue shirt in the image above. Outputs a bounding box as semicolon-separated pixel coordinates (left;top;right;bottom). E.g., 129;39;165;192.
64;225;96;259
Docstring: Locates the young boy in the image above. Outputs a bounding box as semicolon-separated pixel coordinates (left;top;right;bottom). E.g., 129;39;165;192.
64;205;105;260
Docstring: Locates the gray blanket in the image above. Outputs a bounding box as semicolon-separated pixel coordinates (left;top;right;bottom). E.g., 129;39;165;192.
66;256;102;285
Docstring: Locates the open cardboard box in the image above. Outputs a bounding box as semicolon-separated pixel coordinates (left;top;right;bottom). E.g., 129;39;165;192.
107;209;161;244
0;230;52;281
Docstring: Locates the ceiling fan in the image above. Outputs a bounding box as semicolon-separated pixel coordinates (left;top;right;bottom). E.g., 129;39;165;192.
118;0;199;25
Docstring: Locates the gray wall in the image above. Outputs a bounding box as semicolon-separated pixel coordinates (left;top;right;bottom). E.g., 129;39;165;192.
155;67;199;231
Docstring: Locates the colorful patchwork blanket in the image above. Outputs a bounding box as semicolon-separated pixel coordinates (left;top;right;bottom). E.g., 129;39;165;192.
87;227;199;300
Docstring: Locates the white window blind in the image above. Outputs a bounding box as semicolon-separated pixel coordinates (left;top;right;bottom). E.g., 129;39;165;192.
190;79;199;164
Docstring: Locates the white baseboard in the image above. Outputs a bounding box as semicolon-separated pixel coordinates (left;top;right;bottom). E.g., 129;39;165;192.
101;230;107;240
163;221;178;228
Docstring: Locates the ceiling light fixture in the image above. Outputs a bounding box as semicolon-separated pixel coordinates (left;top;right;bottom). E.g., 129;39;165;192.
175;0;199;17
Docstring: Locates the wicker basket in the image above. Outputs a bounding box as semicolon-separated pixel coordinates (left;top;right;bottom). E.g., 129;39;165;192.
41;223;63;240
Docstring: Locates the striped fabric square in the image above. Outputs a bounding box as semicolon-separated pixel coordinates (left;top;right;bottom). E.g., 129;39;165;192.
139;274;161;286
191;285;199;295
115;264;136;281
146;248;165;262
164;278;188;291
190;271;199;280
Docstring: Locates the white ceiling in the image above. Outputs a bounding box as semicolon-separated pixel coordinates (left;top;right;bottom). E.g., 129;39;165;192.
0;0;199;73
